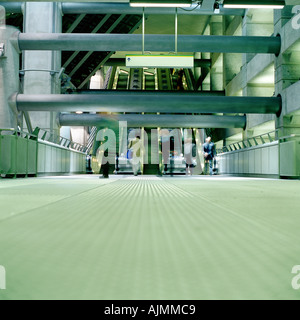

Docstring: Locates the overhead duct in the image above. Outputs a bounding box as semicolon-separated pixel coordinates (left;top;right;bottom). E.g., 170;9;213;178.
16;92;282;115
18;33;281;55
58;113;246;129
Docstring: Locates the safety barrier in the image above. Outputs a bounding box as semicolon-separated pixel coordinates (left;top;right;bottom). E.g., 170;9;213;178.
0;128;38;178
37;140;85;175
279;134;300;178
38;128;87;153
37;128;87;175
217;130;279;177
217;130;279;154
0;128;87;178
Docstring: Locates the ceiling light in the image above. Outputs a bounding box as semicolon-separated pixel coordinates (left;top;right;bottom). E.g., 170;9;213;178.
223;0;285;9
130;0;192;8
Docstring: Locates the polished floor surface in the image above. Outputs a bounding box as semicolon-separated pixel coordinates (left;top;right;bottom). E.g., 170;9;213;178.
0;175;300;300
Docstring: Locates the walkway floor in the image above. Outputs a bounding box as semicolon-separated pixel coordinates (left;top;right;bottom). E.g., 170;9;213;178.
0;175;300;300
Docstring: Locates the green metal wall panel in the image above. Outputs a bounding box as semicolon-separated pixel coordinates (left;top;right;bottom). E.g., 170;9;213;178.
0;131;38;177
16;138;28;174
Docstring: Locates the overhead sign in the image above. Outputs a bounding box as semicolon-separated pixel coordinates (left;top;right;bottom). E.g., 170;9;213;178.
126;55;194;68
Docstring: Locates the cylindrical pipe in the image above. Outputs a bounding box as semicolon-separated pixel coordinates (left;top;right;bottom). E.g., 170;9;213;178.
2;2;245;16
59;113;246;129
61;3;245;16
18;33;281;54
103;58;212;68
16;92;282;115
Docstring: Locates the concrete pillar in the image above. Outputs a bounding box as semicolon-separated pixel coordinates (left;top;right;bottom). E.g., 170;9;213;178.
242;129;254;141
223;16;243;90
0;5;5;26
210;16;223;92
69;71;104;146
242;9;275;138
90;70;104;89
243;9;274;64
193;52;201;90
275;5;300;137
23;2;62;133
201;20;211;91
0;26;20;129
275;6;299;93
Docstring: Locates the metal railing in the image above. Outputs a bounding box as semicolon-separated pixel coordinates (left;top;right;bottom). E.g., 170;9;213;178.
217;130;279;154
38;128;88;153
86;126;98;154
0;128;39;177
0;128;38;140
279;134;300;142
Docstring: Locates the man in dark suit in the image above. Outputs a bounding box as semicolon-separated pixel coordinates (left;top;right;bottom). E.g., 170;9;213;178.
203;137;215;176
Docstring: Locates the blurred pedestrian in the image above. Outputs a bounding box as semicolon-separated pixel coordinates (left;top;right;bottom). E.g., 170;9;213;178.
185;137;196;176
203;137;215;176
128;133;143;176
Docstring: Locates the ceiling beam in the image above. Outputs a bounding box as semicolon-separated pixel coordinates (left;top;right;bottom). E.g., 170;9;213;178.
63;14;112;70
69;14;126;78
66;14;86;34
78;15;144;89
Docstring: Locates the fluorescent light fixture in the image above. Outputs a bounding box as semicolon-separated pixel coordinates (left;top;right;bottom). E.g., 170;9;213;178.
126;54;194;68
223;0;285;9
130;0;192;8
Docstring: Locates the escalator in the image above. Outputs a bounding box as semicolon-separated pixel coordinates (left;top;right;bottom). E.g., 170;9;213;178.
144;71;156;91
116;70;129;90
117;68;143;174
143;128;160;175
90;66;205;176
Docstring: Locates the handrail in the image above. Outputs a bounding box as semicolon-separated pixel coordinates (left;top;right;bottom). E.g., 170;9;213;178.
0;128;38;140
217;129;279;154
279;134;300;141
37;128;88;153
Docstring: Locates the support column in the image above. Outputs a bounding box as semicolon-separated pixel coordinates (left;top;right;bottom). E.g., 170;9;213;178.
242;8;275;136
201;20;211;91
242;8;274;64
0;25;20;129
23;2;62;133
223;16;243;91
210;16;223;92
274;6;300;138
275;6;300;93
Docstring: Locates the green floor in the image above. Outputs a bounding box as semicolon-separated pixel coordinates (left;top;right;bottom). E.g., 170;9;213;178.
0;175;300;300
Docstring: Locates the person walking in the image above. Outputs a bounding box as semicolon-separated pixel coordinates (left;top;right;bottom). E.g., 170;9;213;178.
203;137;215;176
161;129;171;175
184;137;196;176
128;133;143;176
92;117;119;179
